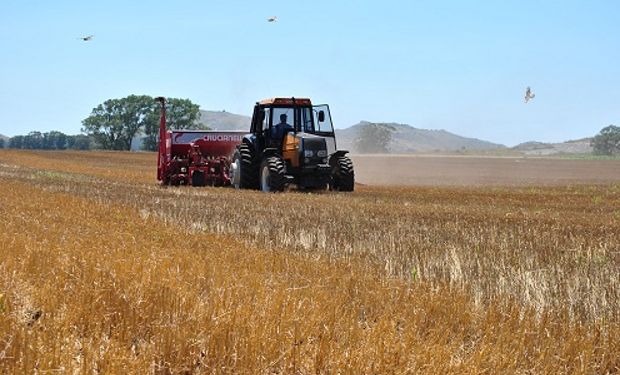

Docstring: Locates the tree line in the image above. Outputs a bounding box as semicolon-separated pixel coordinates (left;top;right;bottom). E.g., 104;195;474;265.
1;95;202;151
5;131;92;150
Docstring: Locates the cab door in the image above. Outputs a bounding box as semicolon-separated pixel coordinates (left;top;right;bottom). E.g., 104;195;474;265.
313;104;337;154
253;107;270;152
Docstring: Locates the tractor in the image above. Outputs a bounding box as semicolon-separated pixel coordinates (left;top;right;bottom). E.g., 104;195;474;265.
230;97;354;192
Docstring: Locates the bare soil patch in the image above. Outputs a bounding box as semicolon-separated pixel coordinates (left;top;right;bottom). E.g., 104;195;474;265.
352;154;620;186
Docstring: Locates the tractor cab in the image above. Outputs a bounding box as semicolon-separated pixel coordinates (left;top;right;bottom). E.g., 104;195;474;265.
231;97;354;192
250;98;337;156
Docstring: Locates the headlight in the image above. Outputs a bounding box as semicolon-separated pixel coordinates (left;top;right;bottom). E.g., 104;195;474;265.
181;167;187;173
317;150;327;157
304;150;314;157
322;158;328;163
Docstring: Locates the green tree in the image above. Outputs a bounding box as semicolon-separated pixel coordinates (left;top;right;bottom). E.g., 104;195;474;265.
0;138;4;148
44;131;68;150
141;98;202;151
591;125;620;156
354;123;396;153
23;131;44;149
67;134;92;150
9;136;24;149
82;95;156;151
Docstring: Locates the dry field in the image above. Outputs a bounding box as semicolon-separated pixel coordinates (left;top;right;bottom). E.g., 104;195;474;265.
0;150;619;373
352;154;620;186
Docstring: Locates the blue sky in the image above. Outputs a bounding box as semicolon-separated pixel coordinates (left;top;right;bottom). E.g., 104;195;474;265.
1;0;618;146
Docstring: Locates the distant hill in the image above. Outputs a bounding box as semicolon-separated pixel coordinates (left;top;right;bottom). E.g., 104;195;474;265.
198;110;250;131
197;114;505;153
0;134;8;147
336;121;505;153
133;109;596;156
512;138;593;155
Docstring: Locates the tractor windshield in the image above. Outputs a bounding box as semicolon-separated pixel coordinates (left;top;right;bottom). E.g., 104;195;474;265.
268;105;334;135
270;107;315;132
271;107;295;129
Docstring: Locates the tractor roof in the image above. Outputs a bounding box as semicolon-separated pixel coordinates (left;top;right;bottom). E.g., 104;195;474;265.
259;97;312;106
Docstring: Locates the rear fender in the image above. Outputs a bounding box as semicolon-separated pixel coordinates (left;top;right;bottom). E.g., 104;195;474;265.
241;135;255;147
236;136;255;154
261;148;280;159
329;150;349;165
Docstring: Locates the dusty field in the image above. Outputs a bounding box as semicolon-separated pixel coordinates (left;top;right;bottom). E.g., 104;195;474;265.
352;154;620;186
0;149;619;373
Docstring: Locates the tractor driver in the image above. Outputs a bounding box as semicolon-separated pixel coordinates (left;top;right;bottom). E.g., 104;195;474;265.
271;113;293;146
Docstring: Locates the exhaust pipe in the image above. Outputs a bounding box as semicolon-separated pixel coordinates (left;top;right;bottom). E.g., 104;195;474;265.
156;97;167;181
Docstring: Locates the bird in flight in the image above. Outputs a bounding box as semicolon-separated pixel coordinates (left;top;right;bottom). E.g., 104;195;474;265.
78;35;94;42
524;86;535;103
267;16;278;22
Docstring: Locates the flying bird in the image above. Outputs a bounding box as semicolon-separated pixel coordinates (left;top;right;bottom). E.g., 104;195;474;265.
267;16;278;22
524;86;535;103
78;35;94;42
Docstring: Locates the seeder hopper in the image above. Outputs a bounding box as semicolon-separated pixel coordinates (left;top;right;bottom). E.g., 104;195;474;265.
156;97;243;186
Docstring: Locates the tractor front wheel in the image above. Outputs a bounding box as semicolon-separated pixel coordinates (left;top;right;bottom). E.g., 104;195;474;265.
259;156;285;192
330;155;355;192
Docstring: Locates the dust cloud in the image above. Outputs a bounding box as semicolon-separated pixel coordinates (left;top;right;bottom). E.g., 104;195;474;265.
352;154;620;187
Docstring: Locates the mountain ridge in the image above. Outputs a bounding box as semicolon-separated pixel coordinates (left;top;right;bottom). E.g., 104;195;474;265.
0;111;592;155
198;110;250;131
336;121;506;153
196;111;508;152
512;138;593;155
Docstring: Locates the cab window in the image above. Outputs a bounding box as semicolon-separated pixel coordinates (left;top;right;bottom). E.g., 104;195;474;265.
262;108;270;132
271;107;295;129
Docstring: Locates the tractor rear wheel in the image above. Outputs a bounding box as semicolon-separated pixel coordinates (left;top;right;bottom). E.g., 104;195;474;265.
259;156;285;192
231;144;259;189
330;155;355;192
